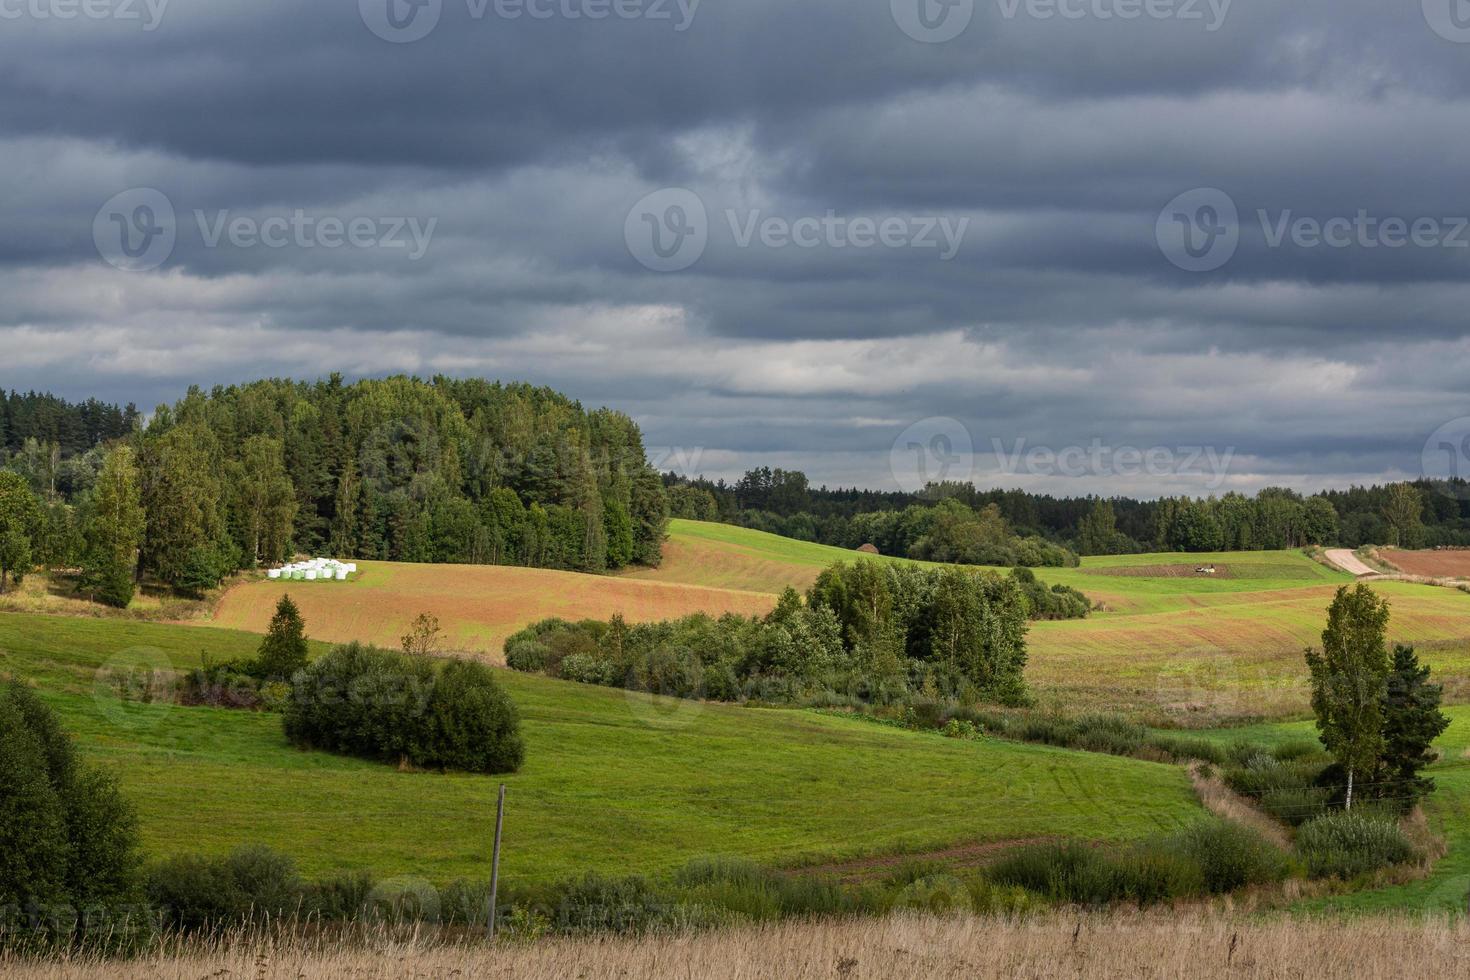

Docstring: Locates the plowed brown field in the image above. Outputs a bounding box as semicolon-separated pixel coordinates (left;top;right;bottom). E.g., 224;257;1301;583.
208;560;776;659
1381;549;1470;579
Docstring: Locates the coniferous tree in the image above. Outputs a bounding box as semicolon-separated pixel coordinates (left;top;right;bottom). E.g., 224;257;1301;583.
256;594;309;679
1378;644;1450;804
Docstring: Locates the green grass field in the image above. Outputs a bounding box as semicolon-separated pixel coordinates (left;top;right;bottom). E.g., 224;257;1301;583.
633;522;1470;723
0;612;1199;883
1182;707;1470;915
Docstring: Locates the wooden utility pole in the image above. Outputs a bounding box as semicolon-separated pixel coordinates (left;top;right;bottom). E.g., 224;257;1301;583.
488;783;506;939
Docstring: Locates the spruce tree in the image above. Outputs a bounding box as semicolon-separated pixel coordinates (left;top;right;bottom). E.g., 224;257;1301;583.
256;594;309;679
1378;644;1450;805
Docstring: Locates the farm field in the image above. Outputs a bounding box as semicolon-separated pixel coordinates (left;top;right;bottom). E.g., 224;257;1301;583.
196;522;1470;723
1380;549;1470;579
0;613;1199;882
628;523;1470;722
207;559;777;656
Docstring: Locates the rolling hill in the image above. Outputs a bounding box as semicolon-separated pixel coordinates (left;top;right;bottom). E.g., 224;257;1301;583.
0;613;1199;882
197;520;1470;723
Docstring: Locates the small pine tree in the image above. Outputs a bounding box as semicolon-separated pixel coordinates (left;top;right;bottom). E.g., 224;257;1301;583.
1378;644;1450;805
79;546;136;609
256;594;309;679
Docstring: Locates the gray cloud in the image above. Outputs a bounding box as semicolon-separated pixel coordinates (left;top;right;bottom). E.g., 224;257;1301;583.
1;0;1467;494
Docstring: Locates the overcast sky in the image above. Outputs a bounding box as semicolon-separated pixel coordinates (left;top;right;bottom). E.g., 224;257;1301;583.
4;0;1470;496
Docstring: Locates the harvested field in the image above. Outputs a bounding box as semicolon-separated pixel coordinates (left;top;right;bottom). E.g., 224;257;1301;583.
208;560;776;660
1380;549;1470;579
1086;563;1237;579
9;913;1470;979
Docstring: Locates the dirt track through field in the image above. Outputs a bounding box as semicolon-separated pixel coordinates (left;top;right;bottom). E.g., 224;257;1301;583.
1323;549;1377;576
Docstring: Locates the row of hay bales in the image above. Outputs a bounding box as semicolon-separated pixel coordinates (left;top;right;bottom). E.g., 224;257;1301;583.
267;558;357;582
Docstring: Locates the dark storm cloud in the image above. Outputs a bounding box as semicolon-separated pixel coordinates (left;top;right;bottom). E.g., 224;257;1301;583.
2;0;1468;493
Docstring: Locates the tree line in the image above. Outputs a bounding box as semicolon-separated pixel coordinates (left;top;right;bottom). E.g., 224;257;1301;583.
507;558;1034;707
0;376;670;605
667;467;1468;555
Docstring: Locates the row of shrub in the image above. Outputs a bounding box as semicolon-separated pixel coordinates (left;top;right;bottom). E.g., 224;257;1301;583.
990;821;1288;906
133;846;1042;939
509;559;1043;708
13;817;1425;950
138;812;1416;939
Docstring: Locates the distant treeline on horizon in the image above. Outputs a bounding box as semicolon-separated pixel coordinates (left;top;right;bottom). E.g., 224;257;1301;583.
665;467;1470;555
3;385;1466;587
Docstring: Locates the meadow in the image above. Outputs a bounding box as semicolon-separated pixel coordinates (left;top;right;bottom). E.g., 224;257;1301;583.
0;613;1198;883
631;522;1470;723
198;521;1470;724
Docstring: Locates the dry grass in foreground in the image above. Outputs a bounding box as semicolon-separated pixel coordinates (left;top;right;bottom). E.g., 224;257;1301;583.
7;912;1470;979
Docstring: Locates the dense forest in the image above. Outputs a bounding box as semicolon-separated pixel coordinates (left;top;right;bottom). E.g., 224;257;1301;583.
667;468;1470;556
0;378;669;605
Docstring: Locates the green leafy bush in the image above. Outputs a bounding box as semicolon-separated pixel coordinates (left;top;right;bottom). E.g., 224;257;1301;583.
1163;821;1286;892
146;845;300;932
672;857;859;921
283;643;522;774
1295;810;1416;879
299;870;376;920
988;841;1200;907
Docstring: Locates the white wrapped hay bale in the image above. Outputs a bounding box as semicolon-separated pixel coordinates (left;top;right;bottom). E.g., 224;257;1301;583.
267;569;281;580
